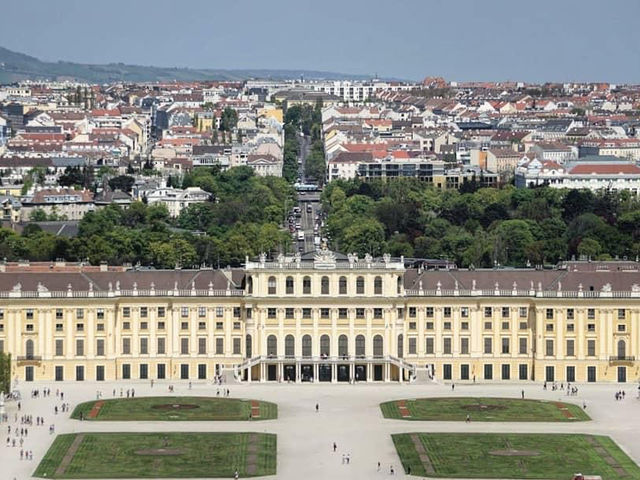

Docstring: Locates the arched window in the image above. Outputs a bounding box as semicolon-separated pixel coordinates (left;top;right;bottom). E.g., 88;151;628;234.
356;276;365;295
618;339;626;358
320;334;330;356
302;334;312;358
285;276;294;295
397;334;404;358
247;276;253;294
373;335;383;357
303;276;311;295
397;276;403;294
321;276;330;295
267;276;277;295
355;334;365;357
374;276;383;295
267;335;277;357
285;334;295;358
338;334;348;357
245;334;252;358
25;339;34;360
339;276;347;295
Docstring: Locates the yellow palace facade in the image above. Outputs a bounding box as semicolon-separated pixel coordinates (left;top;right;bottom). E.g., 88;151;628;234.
0;251;639;386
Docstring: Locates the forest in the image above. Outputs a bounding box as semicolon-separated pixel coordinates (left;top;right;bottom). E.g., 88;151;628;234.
322;178;640;267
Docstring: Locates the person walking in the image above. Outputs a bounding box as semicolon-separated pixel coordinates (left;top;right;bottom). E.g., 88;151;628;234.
333;442;337;452
315;403;319;413
521;390;525;399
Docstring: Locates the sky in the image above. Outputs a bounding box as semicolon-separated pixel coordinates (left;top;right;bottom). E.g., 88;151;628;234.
2;0;640;83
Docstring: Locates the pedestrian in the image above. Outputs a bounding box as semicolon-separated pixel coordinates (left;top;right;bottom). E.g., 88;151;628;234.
407;465;411;475
377;461;381;471
451;383;455;391
521;390;525;399
466;414;470;423
390;465;395;475
333;442;337;452
315;403;319;413
234;470;239;479
189;382;192;390
346;453;350;464
342;454;346;464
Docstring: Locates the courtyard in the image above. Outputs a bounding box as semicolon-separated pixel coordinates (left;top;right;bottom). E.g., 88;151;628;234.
3;380;640;479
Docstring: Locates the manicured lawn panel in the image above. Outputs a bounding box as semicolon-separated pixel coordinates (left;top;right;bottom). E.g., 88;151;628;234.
392;433;640;480
34;432;277;478
71;396;277;421
381;397;589;421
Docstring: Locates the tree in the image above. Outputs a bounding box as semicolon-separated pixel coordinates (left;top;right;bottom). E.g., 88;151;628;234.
29;209;48;221
220;107;238;132
577;238;601;258
108;175;135;193
0;352;11;394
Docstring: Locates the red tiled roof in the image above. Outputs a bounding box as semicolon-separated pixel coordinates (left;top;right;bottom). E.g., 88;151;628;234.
569;164;640;175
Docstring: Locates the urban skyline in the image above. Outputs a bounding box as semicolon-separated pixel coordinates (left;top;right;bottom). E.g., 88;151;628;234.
2;0;640;83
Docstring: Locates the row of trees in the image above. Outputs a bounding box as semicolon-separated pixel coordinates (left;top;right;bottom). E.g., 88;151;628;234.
0;352;10;394
282;103;325;183
0;167;294;268
322;178;640;267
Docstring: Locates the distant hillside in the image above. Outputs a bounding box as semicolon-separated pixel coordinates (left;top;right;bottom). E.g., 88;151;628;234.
0;46;376;84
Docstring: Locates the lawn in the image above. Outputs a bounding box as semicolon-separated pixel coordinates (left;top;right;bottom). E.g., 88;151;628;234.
34;432;277;478
71;396;277;421
381;397;589;421
392;433;640;479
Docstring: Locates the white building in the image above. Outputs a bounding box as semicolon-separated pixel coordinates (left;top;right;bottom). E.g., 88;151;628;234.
142;186;212;217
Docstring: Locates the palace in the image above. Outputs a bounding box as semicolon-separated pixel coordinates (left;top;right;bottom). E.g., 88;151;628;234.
0;251;639;385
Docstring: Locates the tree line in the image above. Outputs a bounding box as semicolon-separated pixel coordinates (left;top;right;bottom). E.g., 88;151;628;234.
0;167;294;269
322;178;640;267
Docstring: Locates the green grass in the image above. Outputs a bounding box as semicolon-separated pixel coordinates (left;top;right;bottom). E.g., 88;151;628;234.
381;397;589;421
392;433;640;479
71;396;277;421
34;432;277;478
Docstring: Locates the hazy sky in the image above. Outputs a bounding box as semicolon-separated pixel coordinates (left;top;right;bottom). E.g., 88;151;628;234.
2;0;640;83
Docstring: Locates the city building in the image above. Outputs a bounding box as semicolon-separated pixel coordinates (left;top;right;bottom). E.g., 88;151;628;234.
2;253;638;384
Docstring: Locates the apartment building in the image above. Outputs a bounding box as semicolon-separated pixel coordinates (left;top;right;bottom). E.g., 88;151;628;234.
1;254;639;385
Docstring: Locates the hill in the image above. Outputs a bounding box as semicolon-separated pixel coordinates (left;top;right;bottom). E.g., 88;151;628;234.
0;46;374;84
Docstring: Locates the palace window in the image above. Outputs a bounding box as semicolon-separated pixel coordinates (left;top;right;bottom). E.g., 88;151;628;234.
587;339;595;356
302;308;311;319
519;337;527;354
140;338;148;355
426;307;434;318
267;276;277;295
443;337;452;355
483;337;492;354
587;308;595;320
567;308;574;320
338;308;348;319
460;337;469;355
566;339;575;357
461;307;469;318
546;308;553;319
339;276;347;294
426;337;434;354
285;308;294;319
321;276;330;295
373;308;382;319
140;307;148;318
443;307;451;318
198;306;206;318
56;309;63;319
268;308;276;319
356;276;365;295
545;339;554;356
502;307;510;318
374;276;382;295
409;307;417;318
321;308;330;319
501;338;510;354
484;307;492;318
286;276;294;295
123;307;130;318
618;309;626;320
303;276;311;294
158;307;166;318
519;307;527;318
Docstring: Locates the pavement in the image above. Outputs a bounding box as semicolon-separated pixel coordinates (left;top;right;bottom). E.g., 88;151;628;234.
2;379;640;480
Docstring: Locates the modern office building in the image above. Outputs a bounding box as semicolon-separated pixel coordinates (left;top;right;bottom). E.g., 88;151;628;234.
1;252;638;384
